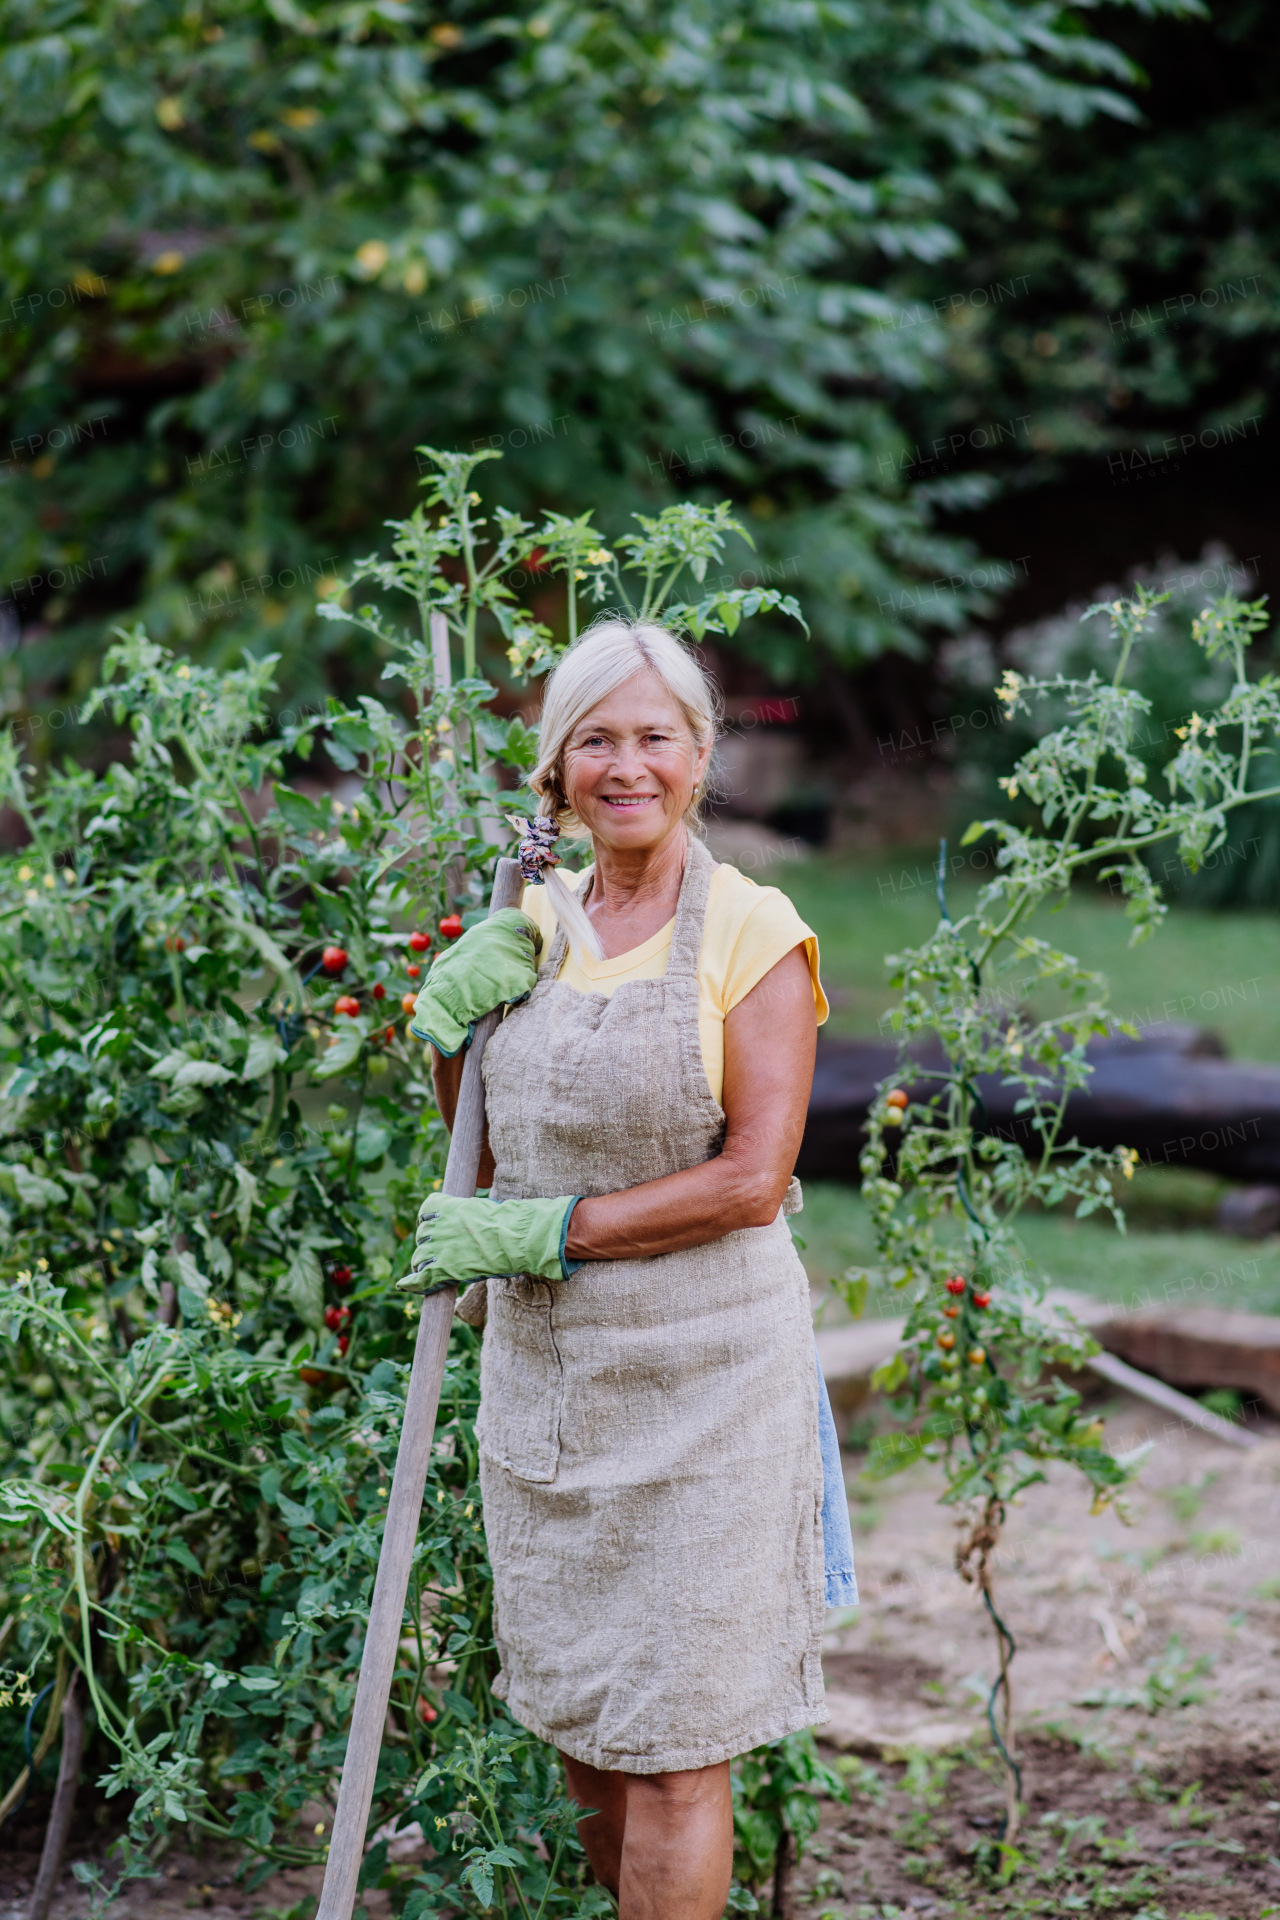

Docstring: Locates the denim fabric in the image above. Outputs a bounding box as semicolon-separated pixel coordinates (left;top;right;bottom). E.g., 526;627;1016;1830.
816;1345;858;1607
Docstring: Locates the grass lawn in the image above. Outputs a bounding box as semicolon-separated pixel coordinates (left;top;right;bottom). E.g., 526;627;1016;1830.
799;1178;1280;1322
775;848;1280;1058
774;851;1280;1317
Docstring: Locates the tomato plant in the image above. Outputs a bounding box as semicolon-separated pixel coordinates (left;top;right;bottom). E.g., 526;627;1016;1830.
849;587;1280;1842
0;449;806;1912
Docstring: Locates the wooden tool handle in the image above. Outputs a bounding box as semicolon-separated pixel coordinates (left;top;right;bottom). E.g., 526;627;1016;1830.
316;855;525;1920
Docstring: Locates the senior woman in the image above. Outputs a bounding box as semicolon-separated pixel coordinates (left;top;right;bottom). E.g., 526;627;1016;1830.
401;621;855;1920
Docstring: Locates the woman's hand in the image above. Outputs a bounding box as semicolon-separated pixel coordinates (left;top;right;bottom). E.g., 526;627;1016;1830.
409;909;540;1055
565;943;817;1260
397;1192;582;1291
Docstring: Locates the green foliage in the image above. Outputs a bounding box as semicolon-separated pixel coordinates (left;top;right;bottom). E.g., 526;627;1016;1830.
1076;1636;1215;1715
0;0;1201;728
843;583;1280;1831
731;1729;849;1906
897;0;1280;506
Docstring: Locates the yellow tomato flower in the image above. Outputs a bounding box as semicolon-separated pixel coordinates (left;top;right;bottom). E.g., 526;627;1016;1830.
355;240;389;277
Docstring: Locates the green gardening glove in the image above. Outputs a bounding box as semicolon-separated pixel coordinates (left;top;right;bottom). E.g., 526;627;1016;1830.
408;909;541;1056
396;1192;584;1293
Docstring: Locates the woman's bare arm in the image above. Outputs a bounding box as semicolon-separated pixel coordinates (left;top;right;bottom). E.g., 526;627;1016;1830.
432;945;815;1250
430;1046;496;1188
564;943;816;1259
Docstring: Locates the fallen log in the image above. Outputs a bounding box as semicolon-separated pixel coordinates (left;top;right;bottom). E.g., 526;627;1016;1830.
797;1025;1280;1186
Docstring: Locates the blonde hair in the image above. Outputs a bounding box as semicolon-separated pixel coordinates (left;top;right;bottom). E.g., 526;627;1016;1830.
530;618;720;834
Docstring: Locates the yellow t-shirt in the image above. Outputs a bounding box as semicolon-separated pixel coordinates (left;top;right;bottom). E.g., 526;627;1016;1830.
521;862;828;1106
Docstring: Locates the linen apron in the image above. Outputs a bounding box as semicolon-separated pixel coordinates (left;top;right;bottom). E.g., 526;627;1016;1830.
476;835;827;1774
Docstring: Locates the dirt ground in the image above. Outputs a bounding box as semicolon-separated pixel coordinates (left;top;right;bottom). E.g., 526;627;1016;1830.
5;1383;1280;1920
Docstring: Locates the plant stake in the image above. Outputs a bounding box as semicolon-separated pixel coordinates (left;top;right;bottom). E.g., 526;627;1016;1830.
315;855;524;1920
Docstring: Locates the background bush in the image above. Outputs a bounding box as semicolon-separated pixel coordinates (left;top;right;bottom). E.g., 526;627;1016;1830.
4;0;1252;744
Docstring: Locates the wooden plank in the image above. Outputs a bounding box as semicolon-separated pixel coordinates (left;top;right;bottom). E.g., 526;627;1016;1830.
1087;1350;1260;1449
315;856;524;1920
1099;1307;1280;1418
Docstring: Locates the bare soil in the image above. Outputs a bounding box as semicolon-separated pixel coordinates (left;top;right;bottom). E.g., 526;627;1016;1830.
4;1385;1280;1920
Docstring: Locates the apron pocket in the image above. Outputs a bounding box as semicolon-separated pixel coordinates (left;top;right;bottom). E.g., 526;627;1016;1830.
477;1277;563;1484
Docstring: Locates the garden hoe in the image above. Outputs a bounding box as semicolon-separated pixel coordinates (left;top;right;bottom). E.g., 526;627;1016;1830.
315;856;524;1920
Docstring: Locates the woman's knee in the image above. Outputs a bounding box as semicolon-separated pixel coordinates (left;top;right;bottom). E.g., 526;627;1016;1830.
626;1761;731;1816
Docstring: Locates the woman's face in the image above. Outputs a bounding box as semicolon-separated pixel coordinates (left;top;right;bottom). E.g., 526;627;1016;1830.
561;668;711;855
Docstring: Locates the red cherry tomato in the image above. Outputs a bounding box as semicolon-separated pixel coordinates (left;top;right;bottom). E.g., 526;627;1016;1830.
942;1304;959;1319
331;1265;353;1288
337;1334;350;1357
372;981;386;1001
334;994;360;1017
322;945;348;974
406;963;421;978
164;934;186;952
383;1025;395;1044
401;993;418;1014
885;1089;908;1109
418;1699;438;1723
972;1291;991;1309
945;1276;967;1296
439;914;464;941
408;930;431;952
324;1305;350;1332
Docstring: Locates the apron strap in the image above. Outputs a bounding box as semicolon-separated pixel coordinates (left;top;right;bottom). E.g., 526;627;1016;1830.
531;832;717;985
666;833;716;979
536;871;583;982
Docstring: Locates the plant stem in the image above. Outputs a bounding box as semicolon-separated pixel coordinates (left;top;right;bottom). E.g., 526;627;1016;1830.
72;1406;133;1746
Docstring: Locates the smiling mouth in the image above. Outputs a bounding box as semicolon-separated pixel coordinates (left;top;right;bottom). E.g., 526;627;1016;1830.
600;794;658;808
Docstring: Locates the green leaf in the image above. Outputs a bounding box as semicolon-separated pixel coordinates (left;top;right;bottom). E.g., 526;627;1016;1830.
2;1164;68;1208
310;1020;365;1080
861;1433;925;1481
233;1163;259;1235
170;1059;235;1089
354;1121;390;1164
281;1245;325;1328
274;785;330;834
242;1033;287;1080
870;1353;909;1393
168;1540;204;1577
